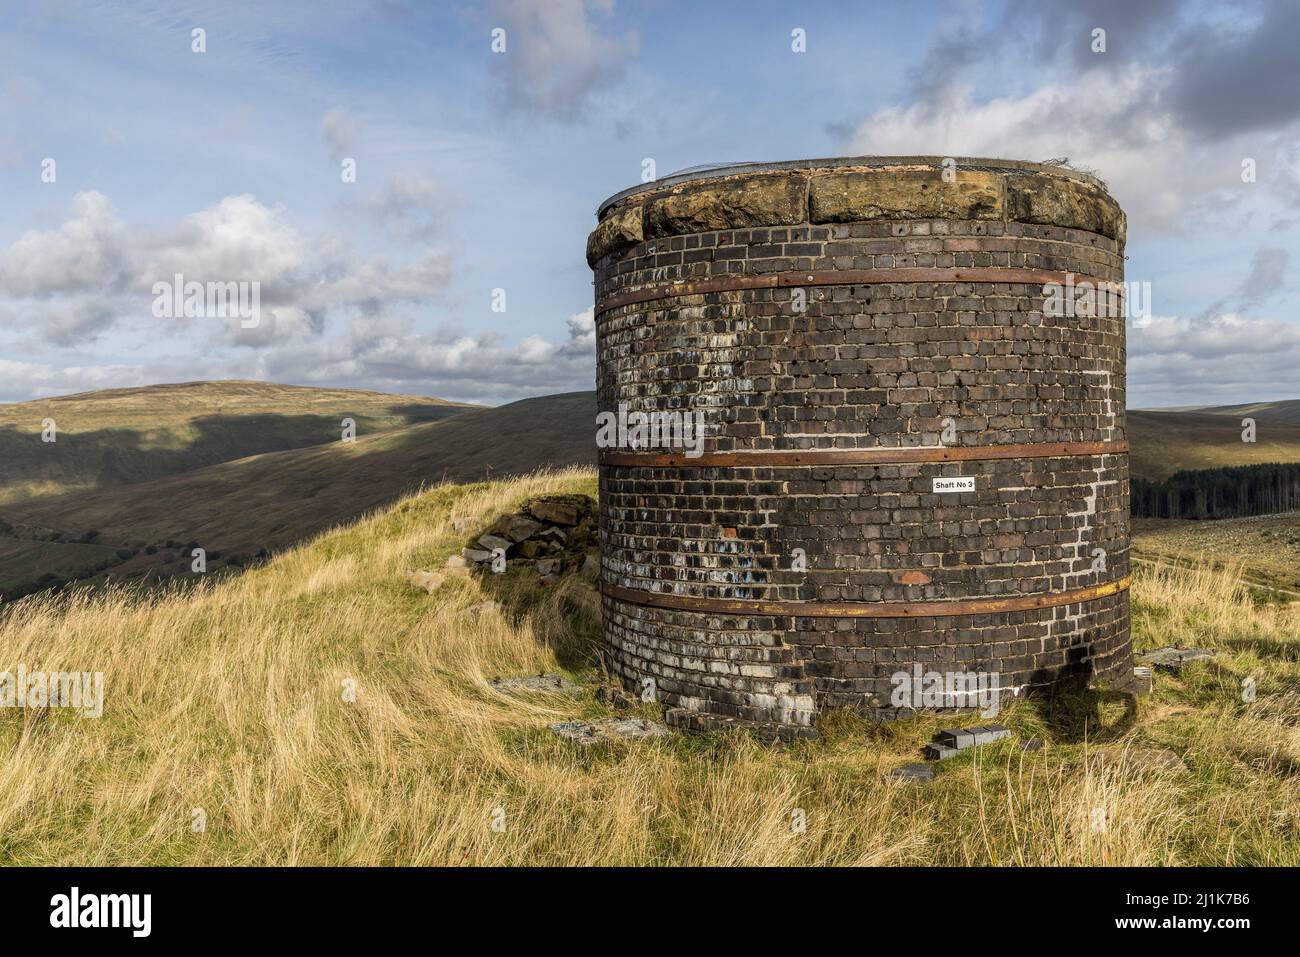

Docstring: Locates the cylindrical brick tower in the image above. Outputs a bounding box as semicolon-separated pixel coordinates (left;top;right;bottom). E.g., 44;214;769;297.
588;157;1132;741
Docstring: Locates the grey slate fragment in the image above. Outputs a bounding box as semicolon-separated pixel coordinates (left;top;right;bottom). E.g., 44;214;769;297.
969;725;1011;745
477;533;511;553
936;728;976;749
924;742;961;760
889;763;936;782
1139;647;1215;673
491;673;584;698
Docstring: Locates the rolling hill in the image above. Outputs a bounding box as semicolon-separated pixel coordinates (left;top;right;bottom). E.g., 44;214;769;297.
1193;399;1300;425
0;380;476;505
0;389;596;597
1127;407;1300;481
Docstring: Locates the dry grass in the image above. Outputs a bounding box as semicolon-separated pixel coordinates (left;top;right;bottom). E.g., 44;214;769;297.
1;468;1297;865
1134;511;1300;594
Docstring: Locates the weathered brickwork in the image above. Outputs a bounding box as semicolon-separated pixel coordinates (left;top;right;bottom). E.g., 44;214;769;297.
589;157;1134;738
602;590;1129;732
601;456;1128;601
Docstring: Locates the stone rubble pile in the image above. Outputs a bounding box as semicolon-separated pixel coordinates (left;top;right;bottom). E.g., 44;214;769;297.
404;495;599;595
459;495;599;585
549;717;672;746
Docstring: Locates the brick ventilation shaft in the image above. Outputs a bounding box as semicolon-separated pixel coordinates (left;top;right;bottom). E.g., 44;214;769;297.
587;157;1133;741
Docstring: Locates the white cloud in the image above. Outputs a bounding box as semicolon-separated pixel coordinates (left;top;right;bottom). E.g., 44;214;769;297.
345;173;443;241
137;194;308;289
845;67;1264;231
0;191;454;353
491;0;637;120
1129;313;1300;405
0;358;152;401
320;107;361;160
0;191;127;297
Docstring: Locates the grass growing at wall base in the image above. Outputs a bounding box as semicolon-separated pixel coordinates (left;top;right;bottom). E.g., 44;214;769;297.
0;468;1296;865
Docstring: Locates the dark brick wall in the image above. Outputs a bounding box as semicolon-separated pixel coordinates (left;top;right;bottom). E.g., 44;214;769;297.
590;158;1133;738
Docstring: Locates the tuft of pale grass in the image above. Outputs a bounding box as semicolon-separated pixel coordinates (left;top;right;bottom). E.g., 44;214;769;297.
0;468;1297;865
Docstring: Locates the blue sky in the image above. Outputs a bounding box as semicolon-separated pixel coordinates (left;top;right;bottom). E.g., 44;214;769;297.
1;0;1297;406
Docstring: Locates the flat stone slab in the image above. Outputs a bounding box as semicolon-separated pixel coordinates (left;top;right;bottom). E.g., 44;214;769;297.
935;724;1010;751
477;533;511;553
492;514;546;543
888;763;936;783
527;500;580;526
492;674;584;698
549;717;672;745
923;742;961;761
1139;647;1216;673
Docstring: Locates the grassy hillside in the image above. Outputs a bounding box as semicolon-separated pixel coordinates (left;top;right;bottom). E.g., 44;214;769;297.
0;391;596;596
1128;408;1300;481
1134;511;1300;595
0;380;476;505
1195;399;1300;425
0;469;1296;865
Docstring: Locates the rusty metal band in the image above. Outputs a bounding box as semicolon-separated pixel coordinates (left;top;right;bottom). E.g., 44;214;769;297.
602;575;1131;619
600;440;1127;468
595;267;1120;315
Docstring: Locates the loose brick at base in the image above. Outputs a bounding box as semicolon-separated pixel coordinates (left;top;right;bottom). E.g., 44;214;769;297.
589;157;1134;740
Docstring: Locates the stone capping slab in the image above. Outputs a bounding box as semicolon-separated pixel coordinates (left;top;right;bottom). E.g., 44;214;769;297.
588;156;1125;266
597;155;1110;215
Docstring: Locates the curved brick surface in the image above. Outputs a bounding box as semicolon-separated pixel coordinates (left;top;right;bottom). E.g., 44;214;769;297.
589;157;1133;738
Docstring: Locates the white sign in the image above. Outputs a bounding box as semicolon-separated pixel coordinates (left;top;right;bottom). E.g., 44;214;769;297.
933;477;975;493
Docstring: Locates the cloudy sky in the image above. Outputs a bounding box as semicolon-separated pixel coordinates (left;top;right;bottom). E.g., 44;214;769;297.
1;0;1296;407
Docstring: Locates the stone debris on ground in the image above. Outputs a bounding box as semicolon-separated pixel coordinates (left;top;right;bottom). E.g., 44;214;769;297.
888;763;936;783
1100;746;1189;774
1139;647;1216;674
405;569;446;594
1019;737;1044;752
1131;665;1154;693
549;717;672;745
491;673;585;699
477;533;511;553
462;601;499;617
596;683;637;711
527;500;580;526
932;724;1011;754
457;495;599;584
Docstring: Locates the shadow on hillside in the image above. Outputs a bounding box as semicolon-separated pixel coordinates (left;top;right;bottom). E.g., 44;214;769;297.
1025;666;1139;744
473;567;603;672
461;496;603;673
0;403;467;504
